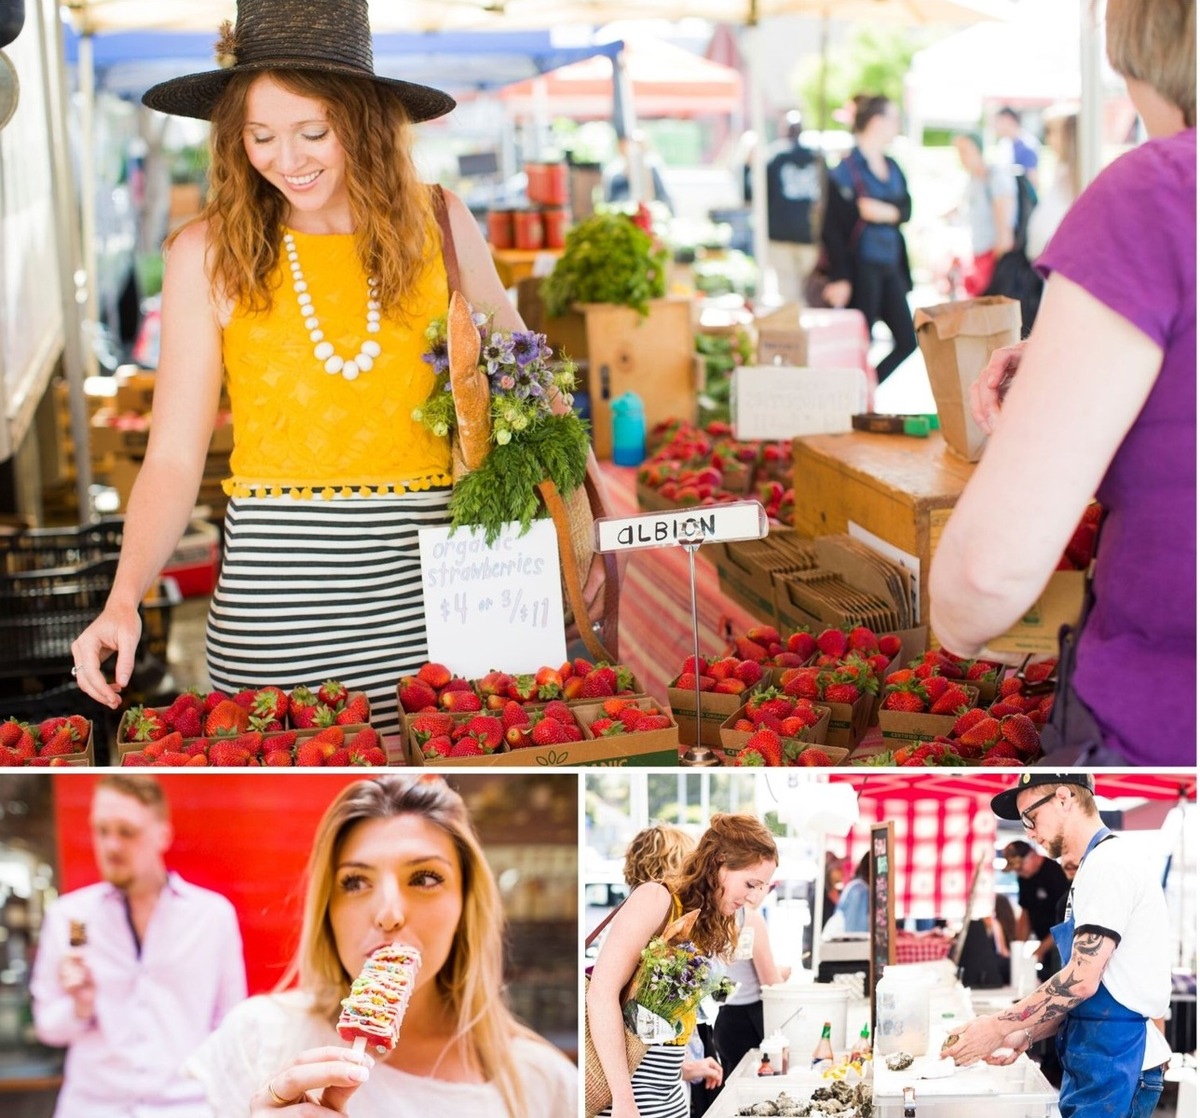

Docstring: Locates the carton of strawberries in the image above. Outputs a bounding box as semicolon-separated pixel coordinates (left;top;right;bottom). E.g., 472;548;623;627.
407;700;585;764
0;716;94;766
719;687;840;767
117;681;380;767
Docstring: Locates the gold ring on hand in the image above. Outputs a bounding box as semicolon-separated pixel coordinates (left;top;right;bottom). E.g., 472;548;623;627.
267;1079;299;1107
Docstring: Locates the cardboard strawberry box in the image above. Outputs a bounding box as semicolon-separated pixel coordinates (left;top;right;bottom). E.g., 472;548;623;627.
821;691;874;750
667;681;748;749
0;718;94;767
876;684;981;744
717;703;834;763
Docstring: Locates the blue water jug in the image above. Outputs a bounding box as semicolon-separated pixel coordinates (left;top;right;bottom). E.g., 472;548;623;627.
611;391;646;466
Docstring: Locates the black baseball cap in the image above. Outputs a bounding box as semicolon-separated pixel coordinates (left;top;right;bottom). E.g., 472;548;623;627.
991;772;1096;821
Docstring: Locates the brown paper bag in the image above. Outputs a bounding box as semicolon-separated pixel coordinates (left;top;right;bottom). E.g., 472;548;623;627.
914;297;1021;462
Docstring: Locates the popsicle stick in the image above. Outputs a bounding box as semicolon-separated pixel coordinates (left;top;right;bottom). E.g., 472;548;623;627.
352;1036;367;1057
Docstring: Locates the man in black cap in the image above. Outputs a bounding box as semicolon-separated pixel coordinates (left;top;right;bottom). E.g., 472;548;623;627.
1002;838;1069;975
944;773;1171;1118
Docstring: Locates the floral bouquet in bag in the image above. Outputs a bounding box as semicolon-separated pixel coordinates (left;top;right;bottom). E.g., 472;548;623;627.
623;909;723;1044
413;293;590;543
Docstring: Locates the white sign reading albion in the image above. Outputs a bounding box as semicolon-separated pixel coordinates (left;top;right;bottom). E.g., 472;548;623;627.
594;501;768;554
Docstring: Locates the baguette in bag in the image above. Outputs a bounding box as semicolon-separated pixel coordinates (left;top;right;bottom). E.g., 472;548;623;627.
446;291;491;470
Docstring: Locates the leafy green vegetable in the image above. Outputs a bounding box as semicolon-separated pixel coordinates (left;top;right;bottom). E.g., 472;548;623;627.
540;212;668;317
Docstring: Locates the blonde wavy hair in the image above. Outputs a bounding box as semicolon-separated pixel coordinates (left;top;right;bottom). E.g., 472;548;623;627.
623;824;694;889
175;68;437;317
1105;0;1195;127
286;775;537;1118
673;813;778;959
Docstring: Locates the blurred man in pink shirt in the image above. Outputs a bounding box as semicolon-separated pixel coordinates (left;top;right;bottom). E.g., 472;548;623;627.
31;775;246;1117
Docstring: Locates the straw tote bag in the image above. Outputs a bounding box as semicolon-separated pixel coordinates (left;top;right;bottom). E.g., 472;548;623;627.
583;899;647;1118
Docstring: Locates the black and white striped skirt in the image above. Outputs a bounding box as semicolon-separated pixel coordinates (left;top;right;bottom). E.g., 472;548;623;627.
205;491;452;743
597;1045;688;1118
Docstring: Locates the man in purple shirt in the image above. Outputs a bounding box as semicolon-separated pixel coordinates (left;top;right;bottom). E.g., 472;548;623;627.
31;776;246;1118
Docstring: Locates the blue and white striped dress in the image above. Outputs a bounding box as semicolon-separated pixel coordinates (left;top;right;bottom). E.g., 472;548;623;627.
205;491;452;744
597;1045;688;1118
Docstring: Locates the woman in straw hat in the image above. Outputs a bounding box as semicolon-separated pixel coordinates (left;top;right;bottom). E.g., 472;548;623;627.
187;773;577;1115
588;814;778;1118
70;0;601;741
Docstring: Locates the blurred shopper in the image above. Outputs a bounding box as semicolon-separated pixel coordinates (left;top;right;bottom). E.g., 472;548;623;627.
930;0;1195;768
1003;840;1069;975
624;823;694;889
821;851;843;930
818;94;916;384
711;897;790;1080
187;774;575;1116
947;773;1171;1118
31;776;246;1118
993;105;1041;189
953;132;1017;296
764;110;825;304
1026;106;1080;258
824;852;870;936
589;814;778;1118
604;131;674;214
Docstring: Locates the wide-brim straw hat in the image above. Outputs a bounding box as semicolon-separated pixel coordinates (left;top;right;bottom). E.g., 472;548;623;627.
142;0;455;123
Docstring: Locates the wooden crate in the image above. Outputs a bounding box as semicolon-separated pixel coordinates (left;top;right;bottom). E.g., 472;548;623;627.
791;431;975;627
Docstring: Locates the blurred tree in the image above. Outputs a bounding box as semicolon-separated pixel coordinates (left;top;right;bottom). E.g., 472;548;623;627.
794;26;922;132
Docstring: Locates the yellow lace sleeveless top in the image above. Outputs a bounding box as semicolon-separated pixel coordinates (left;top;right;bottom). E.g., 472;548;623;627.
222;227;452;498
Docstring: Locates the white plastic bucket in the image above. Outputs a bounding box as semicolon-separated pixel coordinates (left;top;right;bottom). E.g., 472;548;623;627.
761;982;850;1065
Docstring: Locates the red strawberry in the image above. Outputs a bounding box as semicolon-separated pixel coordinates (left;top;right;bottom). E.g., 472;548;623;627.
349;727;382;752
351;746;387;766
263;750;293;767
158;751;191;767
878;634;902;658
409;712;454;742
182;736;210;757
1000;714;1041;758
120;752;152;766
781;668;821;700
966;661;998;682
847;626;878;653
203;689;230;712
823;682;861;705
441;690;483;713
124;706;169;743
733;745;767;766
309;727;344;755
640;714;672;730
208;738;253;767
231;688;259;710
958;717;1002;748
288;685;320;723
929;687;972;715
745;729;783;766
316;679;348;707
534;667;564;699
882;688;926;713
398;676;438;713
184;753;209;767
39;729;80;758
145;731;184;760
982;741;1023;763
797;748;833;767
786;631;818;660
708;657;740;681
733;636;769;663
747;624;780;647
463;716;503;751
1025;660;1057;684
335;692;370;725
542;701;575;726
263;731;298;755
423;734;453;759
416;662;451;689
921;675;951;701
326;749;351;767
171;706;203;738
205;700;251;737
713;678;747;695
0;720;28;749
733;660;765;687
676;673;715;692
589;718;616;735
38;717;68;741
450;738;485;758
294;741;328;767
953;707;990;737
253;686;290;723
679;655;708;677
500;702;530;730
816;628;849;658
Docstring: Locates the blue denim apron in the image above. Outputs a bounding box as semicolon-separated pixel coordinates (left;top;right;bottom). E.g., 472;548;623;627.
1051;829;1153;1117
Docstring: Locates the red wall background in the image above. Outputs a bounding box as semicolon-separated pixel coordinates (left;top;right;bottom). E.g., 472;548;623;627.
54;773;407;994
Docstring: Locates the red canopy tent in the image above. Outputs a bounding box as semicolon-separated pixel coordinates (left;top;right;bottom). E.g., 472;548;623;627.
821;772;1194;921
498;37;743;119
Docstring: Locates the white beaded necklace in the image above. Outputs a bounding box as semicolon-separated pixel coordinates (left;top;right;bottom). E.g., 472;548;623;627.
283;231;382;381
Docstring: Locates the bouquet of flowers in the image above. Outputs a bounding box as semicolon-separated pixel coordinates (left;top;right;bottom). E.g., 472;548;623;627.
623;910;724;1043
413;303;590;543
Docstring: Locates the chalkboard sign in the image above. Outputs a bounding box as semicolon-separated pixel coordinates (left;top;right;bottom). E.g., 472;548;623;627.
418;519;567;678
868;821;896;1028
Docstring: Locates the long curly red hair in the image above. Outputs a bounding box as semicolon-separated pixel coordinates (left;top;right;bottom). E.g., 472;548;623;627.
171;69;436;320
671;813;778;959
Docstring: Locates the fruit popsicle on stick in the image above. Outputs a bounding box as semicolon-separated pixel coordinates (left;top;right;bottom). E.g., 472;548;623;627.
337;943;422;1055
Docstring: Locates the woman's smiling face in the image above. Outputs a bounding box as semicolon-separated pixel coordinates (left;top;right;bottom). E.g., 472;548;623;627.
717;858;776;916
328;814;463;990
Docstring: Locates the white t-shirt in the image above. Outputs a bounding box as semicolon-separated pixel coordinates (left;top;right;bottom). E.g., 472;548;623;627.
1066;833;1172;1070
184;990;578;1117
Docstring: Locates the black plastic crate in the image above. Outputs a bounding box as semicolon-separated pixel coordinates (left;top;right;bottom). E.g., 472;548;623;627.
0;558;118;677
0;519;124;574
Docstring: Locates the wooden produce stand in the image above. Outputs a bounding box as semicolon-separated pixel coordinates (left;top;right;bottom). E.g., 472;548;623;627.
791;430;975;627
530;296;696;459
490;247;561;289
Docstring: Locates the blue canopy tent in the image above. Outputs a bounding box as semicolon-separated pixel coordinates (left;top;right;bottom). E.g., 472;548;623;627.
62;26;624;97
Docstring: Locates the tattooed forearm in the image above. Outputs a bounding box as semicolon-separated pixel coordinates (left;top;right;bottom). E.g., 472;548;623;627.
997;933;1112;1031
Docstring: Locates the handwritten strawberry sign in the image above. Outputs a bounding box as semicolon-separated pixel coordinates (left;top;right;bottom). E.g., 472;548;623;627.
418;519;568;678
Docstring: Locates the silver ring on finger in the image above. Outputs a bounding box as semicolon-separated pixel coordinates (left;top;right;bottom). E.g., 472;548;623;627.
71;666;80;677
